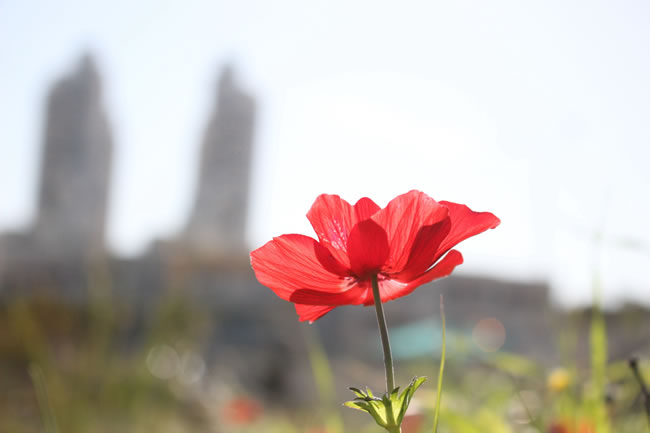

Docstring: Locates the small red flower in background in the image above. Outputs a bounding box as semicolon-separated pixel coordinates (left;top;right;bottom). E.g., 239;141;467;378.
548;423;570;433
251;190;499;322
401;411;425;433
221;396;263;425
548;419;595;433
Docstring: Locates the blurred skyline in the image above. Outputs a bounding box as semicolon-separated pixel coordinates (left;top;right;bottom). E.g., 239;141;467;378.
2;0;650;307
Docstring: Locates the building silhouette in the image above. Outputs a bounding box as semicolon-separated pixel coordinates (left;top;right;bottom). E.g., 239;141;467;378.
183;66;255;259
0;54;112;297
34;54;112;261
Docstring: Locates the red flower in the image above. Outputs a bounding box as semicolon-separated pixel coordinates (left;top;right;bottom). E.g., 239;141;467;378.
548;420;595;433
251;190;499;322
221;396;263;425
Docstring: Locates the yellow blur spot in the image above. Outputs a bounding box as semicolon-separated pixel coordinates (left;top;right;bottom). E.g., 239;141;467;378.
547;367;571;392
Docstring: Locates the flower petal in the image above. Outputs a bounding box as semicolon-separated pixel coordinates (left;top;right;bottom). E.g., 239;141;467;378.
395;218;452;282
306;194;356;268
372;190;449;273
289;284;368;306
294;304;337;323
363;250;464;305
250;234;346;301
437;201;501;259
347;219;390;276
306;195;382;269
353;197;381;221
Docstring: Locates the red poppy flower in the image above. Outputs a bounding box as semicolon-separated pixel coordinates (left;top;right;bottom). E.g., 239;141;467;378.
251;190;499;322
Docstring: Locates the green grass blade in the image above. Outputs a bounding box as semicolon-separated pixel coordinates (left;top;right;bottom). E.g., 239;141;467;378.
29;364;60;433
433;294;446;433
304;326;344;433
590;272;610;433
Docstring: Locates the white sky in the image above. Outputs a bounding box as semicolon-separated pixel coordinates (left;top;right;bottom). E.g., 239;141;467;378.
1;0;650;307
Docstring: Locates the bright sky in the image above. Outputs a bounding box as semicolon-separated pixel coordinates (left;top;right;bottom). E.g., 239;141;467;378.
2;0;650;307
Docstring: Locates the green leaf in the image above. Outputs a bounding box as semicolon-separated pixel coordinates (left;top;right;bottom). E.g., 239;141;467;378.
344;377;426;432
348;387;366;398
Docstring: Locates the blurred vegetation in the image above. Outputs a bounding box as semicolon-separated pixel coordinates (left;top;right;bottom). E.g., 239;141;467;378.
1;279;649;433
0;290;212;433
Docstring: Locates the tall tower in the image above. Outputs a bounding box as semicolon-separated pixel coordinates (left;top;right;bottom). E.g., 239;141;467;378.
184;66;256;258
34;54;113;260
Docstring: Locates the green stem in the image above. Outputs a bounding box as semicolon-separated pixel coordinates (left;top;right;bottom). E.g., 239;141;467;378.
371;274;395;393
432;294;446;433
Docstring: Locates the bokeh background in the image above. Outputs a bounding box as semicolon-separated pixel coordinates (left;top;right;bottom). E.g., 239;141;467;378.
1;1;650;432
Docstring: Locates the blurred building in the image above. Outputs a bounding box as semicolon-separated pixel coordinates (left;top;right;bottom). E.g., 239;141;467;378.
35;54;112;261
0;54;112;299
183;66;255;259
139;65;265;312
